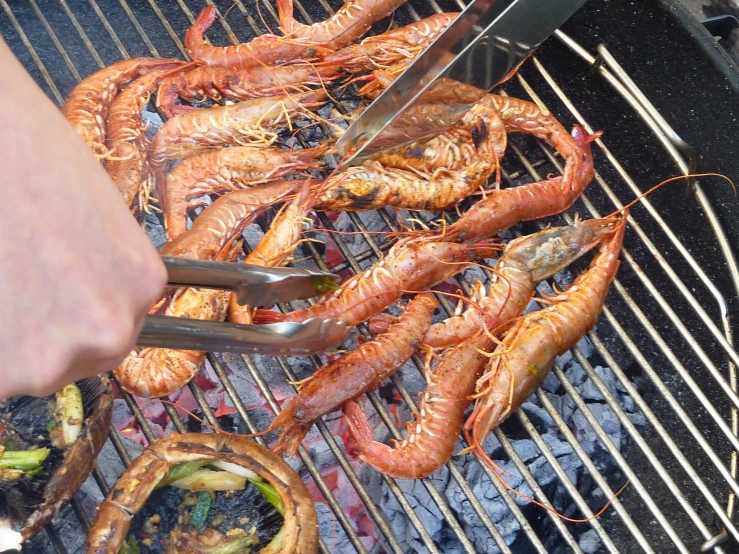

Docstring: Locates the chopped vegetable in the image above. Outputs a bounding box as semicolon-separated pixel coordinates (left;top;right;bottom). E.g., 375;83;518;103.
0;448;50;471
212;533;257;554
250;480;284;516
156;461;205;490
119;535;140;554
312;275;340;293
170;469;247;492
211;460;260;482
53;383;83;447
190;491;212;531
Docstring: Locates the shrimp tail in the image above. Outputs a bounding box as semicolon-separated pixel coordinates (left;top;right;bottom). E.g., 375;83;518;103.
269;408;309;457
252;310;287;323
367;312;395;335
343;400;394;460
276;0;298;34
186;5;215;48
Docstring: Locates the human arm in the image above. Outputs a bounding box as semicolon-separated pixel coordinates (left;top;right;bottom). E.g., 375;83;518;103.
0;38;167;399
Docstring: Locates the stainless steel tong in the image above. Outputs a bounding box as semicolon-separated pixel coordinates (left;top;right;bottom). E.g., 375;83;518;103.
336;0;589;167
137;257;351;356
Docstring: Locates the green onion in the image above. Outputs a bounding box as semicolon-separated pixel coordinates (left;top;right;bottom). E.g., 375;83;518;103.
0;448;50;471
55;383;83;446
118;536;140;554
155;461;205;490
212;534;257;554
170;469;246;492
190;490;212;531
250;479;284;516
311;275;340;293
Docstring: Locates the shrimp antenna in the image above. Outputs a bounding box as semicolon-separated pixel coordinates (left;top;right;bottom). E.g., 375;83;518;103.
465;420;630;523
607;172;735;219
137;399;271;438
255;0;277;36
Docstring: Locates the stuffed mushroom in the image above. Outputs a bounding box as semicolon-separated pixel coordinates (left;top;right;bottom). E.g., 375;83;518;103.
0;376;113;548
87;433;318;554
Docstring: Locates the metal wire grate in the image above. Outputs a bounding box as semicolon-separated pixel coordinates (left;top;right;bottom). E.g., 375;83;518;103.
3;0;739;552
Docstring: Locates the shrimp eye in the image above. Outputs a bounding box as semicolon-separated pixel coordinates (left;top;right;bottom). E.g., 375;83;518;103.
471;119;487;149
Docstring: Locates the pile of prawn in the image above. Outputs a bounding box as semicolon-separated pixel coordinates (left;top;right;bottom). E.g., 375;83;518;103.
59;0;627;524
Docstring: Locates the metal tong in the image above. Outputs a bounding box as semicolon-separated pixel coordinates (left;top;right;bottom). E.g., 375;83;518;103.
336;0;589;167
137;257;352;356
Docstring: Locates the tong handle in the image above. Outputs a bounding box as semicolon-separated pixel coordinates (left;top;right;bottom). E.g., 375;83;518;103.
139;315;351;356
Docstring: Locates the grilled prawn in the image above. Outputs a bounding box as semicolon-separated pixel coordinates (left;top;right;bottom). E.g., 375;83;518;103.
248;235;498;326
227;180;321;325
466;214;627;453
319;12;458;72
115;180;306;398
150;90;325;178
444;98;598;243
343;218;624;479
371;216;619;349
316;159;494;212
163;145;325;240
61;57;183;157
269;294;438;456
343;333;492;479
104;62;189;213
277;0;408;49
185;5;331;68
156;63;341;119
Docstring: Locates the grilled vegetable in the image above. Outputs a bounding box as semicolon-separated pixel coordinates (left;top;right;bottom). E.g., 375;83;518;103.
0;376;112;542
51;384;84;447
87;433;318;554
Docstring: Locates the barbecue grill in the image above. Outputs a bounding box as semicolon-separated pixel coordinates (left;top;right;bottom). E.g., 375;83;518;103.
3;0;739;552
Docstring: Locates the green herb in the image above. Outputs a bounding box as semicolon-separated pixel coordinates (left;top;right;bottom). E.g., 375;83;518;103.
212;534;257;554
0;448;50;471
119;536;140;554
190;490;212;531
155;461;205;490
250;480;284;516
311;275;340;294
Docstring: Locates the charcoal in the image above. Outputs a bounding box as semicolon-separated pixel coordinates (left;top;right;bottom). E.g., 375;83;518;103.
627;411;647;426
578;366;620;402
522;401;555;428
572;404;622;453
145;212;168;250
542;372;562;394
511;439;538;463
565;361;588;387
578;529;602;553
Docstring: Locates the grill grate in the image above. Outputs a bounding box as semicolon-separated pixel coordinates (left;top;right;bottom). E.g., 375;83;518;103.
3;0;739;552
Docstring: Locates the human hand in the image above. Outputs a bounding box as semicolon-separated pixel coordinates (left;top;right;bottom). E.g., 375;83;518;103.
0;39;167;399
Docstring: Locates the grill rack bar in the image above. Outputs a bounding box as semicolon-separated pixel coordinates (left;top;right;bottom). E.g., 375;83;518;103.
2;0;739;552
